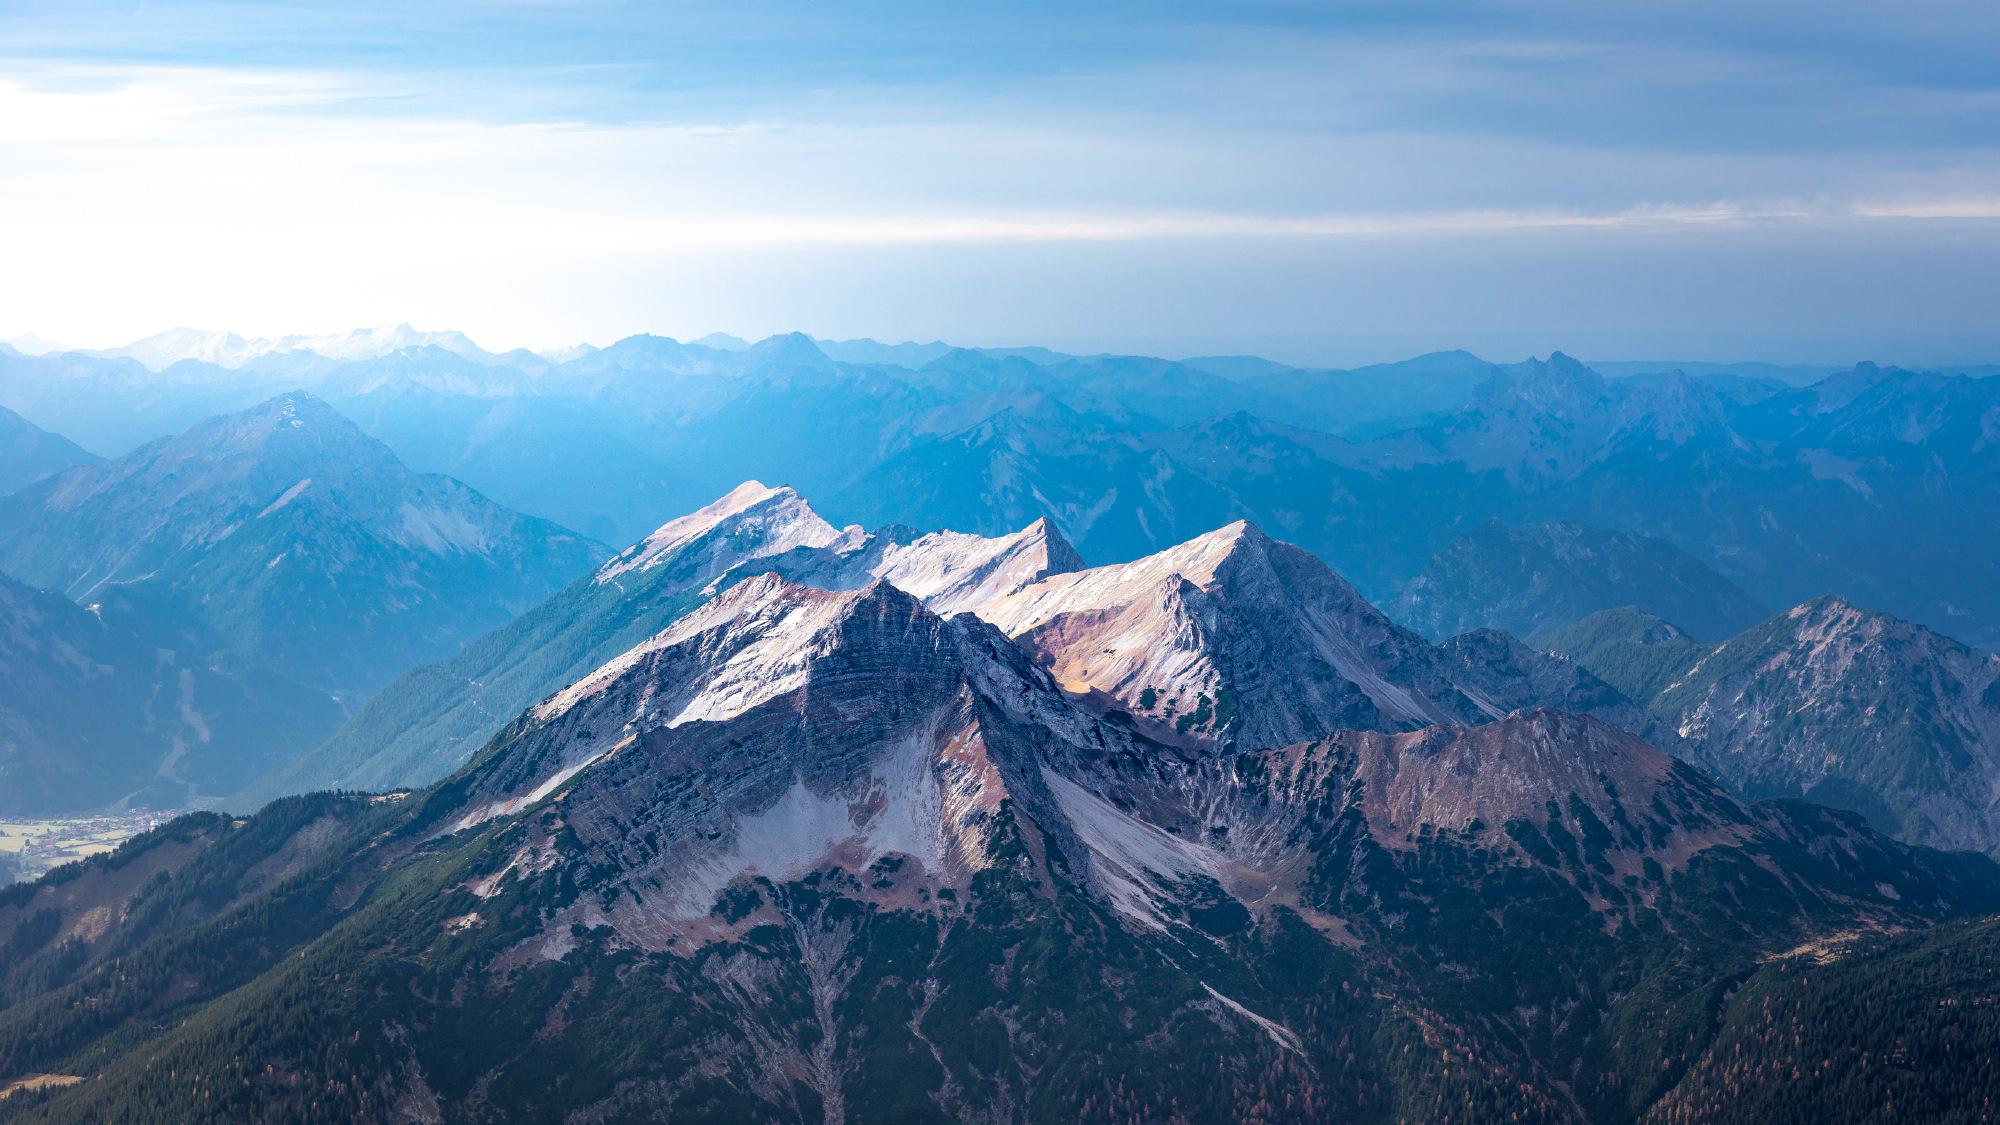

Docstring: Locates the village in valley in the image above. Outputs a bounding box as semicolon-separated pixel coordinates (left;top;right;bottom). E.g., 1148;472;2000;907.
0;811;175;885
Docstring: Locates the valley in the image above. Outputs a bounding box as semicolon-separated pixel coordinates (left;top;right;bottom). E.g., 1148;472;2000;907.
0;812;178;887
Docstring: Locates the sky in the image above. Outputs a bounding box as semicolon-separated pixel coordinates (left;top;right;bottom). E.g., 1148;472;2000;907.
3;0;1999;366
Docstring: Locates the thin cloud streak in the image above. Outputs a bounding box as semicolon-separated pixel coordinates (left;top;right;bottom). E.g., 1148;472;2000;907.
592;201;1968;248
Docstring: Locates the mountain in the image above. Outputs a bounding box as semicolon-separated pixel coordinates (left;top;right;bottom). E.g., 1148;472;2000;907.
1394;520;1769;641
1;573;1995;1122
0;406;97;496
1;335;70;357
1544;598;2000;854
0;393;605;694
288;496;1656;805
1531;605;1710;704
976;520;1500;748
813;337;957;368
688;331;751;351
1233;348;1495;435
90;328;273;370
269;482;1087;798
94;325;495;371
0;572;340;814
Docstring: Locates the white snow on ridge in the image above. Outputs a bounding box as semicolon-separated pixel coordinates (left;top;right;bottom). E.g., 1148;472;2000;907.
595;480;840;584
871;517;1077;616
974;518;1452;729
94;324;492;372
975;521;1251;637
536;574;860;725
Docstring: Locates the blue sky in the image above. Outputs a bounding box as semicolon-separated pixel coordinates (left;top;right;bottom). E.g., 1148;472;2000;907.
4;1;1999;364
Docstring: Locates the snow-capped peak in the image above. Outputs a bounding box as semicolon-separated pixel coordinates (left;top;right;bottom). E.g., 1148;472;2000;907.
974;519;1265;638
974;516;1475;747
594;481;840;584
95;324;493;371
868;515;1084;616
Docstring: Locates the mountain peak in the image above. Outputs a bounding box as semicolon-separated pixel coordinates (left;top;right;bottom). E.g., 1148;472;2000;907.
1022;515;1085;572
1477;351;1609;414
596;480;837;584
1142;518;1274;584
92;325;491;370
865;514;1087;616
1792;592;1862;618
743;331;831;369
689;331;751;351
0;394;601;693
978;521;1481;747
193;392;379;458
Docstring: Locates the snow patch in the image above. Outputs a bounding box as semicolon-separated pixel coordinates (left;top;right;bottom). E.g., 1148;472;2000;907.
257;477;312;518
1201;983;1305;1055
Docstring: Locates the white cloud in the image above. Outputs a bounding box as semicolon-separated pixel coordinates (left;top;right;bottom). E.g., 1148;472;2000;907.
2;61;1997;356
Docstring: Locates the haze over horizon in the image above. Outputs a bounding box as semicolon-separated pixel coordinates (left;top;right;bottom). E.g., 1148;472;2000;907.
10;322;1989;379
6;1;2000;366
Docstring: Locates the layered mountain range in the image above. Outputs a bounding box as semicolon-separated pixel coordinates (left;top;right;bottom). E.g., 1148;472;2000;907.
3;334;1994;647
0;329;1996;1119
2;551;1995;1122
0;393;605;695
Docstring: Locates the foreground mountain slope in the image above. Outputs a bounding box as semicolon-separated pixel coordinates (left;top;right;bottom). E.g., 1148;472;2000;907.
0;393;605;694
272;483;1085;798
5;574;1996;1123
1546;598;2000;854
0;407;96;497
1394;520;1768;641
0;574;341;814
1645;914;2000;1124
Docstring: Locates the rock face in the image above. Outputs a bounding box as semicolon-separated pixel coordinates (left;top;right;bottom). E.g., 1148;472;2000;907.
0;393;605;694
1394;520;1768;641
431;576;1154;941
1545;597;2000;854
0;572;340;814
973;520;1499;749
277;483;1091;797
10;570;1998;1124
